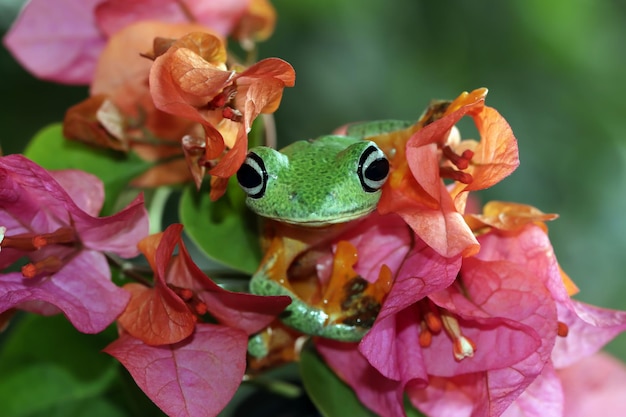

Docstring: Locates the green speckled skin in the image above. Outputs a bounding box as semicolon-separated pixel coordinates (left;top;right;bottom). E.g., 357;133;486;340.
244;129;400;344
244;135;382;226
345;119;412;139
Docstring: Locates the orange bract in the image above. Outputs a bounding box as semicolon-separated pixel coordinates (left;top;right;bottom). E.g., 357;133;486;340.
464;201;579;296
149;31;295;199
63;21;213;187
465;201;559;234
317;240;360;318
368;89;520;258
118;226;198;346
63;95;128;151
232;0;277;49
118;282;197;346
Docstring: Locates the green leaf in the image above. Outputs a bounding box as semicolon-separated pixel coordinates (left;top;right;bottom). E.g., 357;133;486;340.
23;123;151;215
405;396;427;417
35;397;129;417
0;314;134;417
0;363;121;417
179;178;262;274
0;314;117;381
299;347;378;417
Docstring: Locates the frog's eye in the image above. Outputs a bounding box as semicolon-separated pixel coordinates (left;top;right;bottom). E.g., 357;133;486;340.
358;145;390;192
237;152;268;199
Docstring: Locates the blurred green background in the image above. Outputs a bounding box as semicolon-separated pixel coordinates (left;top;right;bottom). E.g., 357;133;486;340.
1;0;626;361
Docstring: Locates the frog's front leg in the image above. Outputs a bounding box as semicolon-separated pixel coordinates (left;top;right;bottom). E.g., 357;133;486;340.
250;234;359;341
249;234;390;344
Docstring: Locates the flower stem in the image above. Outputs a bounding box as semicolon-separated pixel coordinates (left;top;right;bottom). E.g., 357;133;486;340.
106;253;153;287
244;376;302;399
148;186;173;234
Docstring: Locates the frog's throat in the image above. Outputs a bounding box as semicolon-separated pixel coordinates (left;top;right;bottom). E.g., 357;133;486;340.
262;206;377;228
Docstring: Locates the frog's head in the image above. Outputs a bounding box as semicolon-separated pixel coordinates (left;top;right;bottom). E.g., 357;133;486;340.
236;136;390;227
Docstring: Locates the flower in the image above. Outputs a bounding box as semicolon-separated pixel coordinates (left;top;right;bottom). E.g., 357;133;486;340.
106;223;291;417
105;324;250;417
6;0;291;191
149;31;295;198
313;203;626;417
63;21;210;187
3;0;272;84
557;352;626;417
116;223;291;344
501;352;626;417
368;88;519;258
405;227;560;417
304;212;461;416
230;0;277;50
0;154;148;333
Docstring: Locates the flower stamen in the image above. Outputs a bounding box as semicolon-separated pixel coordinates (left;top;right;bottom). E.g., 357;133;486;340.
439;144;474;184
417;299;446;349
206;86;237;110
168;284;208;317
557;321;569;337
222;107;243;122
439;167;473;184
0;227;76;251
423;299;443;334
419;321;433;347
442;145;474;170
35;227;76;246
440;310;476;361
21;256;64;279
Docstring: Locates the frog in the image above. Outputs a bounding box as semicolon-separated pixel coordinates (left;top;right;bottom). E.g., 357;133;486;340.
237;121;411;353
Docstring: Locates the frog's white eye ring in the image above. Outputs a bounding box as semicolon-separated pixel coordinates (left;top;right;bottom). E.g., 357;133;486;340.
358;145;390;193
237;152;268;199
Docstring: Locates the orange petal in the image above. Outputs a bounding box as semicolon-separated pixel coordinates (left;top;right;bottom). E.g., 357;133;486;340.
143;36;177;60
463;106;520;192
208;126;248;178
445;88;488;115
63;95;128;151
365;264;393;301
320;240;360;315
182;134;207;189
117;283;196;345
232;0;277;46
399;199;479;258
168;47;234;101
171;31;227;65
465;201;558;233
137;231;164;274
560;264;580;296
92;21;210;96
209;176;230;201
236;58;296;87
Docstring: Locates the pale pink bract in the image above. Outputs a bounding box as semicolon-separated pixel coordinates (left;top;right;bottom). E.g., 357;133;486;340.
3;0;250;84
0;154;148;333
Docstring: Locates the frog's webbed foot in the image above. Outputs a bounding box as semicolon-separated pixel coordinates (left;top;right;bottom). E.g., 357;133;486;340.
247;322;307;372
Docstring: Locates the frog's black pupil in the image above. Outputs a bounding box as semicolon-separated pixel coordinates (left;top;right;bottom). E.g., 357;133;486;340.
237;163;261;189
365;158;389;182
237;152;267;199
358;145;389;192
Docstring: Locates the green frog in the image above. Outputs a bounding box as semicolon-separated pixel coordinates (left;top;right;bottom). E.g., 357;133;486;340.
237;122;410;351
